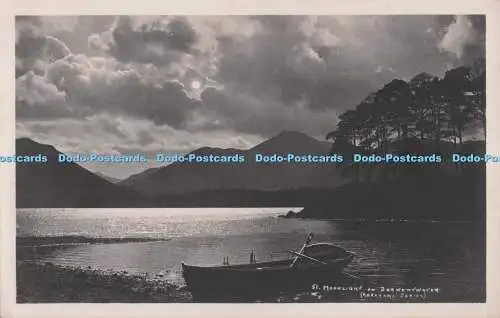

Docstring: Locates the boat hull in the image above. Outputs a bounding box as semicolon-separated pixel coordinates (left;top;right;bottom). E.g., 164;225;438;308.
181;254;354;301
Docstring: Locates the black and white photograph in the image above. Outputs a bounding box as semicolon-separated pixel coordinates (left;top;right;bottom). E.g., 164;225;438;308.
11;13;489;305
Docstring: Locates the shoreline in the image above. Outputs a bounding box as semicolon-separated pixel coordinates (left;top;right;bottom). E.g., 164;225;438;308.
15;233;483;303
17;261;192;303
17;235;170;247
17;261;461;303
16;235;192;302
16;235;172;260
278;213;482;223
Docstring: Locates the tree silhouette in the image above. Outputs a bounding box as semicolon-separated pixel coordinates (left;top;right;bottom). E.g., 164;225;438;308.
326;59;486;181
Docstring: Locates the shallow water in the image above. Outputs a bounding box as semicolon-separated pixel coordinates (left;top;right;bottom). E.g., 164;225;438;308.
17;208;485;301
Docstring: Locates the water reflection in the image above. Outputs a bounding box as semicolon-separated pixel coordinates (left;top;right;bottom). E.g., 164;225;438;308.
17;209;485;302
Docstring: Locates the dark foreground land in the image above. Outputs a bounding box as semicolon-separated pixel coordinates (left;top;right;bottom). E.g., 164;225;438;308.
17;261;192;303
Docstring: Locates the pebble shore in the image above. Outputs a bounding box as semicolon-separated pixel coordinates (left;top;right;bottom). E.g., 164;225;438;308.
17;261;192;303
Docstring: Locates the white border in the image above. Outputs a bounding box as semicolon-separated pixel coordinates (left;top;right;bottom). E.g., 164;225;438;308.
1;1;499;317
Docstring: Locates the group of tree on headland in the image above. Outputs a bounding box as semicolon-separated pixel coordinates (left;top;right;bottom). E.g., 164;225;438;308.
326;58;486;183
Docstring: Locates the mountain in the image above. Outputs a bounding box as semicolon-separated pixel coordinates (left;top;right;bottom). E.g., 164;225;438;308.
249;130;330;154
94;172;122;184
119;131;349;196
16;138;142;208
121;167;162;185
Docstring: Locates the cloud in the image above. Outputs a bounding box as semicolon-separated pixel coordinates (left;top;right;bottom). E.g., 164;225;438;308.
16;114;263;178
16;71;70;120
207;15;485;119
15;17;73;78
48;16;115;57
15;15;485;162
15;21;48;77
108;75;201;128
439;15;479;59
199;87;338;137
90;16;199;66
16;53;203;128
213;16;431;113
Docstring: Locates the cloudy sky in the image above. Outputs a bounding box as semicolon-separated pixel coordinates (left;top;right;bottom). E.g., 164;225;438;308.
15;15;485;178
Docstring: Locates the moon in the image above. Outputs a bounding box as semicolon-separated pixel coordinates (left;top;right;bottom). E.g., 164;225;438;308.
191;80;201;90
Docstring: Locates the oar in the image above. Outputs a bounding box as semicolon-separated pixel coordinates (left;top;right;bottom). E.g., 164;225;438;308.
288;250;362;281
290;233;314;268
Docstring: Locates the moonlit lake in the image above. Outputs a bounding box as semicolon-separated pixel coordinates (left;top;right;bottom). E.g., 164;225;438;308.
17;208;485;301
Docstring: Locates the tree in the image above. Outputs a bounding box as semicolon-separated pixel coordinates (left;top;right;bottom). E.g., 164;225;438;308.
327;111;362;183
440;67;475;149
408;73;439;142
469;65;486;138
381;79;413;145
326;62;484;182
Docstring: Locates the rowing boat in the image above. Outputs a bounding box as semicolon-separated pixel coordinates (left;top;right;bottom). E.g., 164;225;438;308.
181;233;355;300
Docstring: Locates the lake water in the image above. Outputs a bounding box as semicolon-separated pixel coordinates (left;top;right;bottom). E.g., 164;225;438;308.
16;208;485;302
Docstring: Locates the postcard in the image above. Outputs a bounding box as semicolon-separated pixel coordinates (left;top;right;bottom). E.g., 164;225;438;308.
1;1;499;317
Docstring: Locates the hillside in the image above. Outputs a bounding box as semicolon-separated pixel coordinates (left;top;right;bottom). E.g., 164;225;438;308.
120;167;162;186
16;138;143;208
120;131;349;196
297;172;485;221
94;172;122;184
297;139;486;221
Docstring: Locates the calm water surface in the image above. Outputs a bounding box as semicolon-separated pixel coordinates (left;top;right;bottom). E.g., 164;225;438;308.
17;208;485;301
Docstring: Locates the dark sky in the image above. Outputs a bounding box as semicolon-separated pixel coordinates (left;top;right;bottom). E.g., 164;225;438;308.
15;15;485;178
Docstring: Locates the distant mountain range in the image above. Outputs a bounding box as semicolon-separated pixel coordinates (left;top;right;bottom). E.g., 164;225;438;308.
119;130;348;195
15;131;349;208
15;132;486;221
